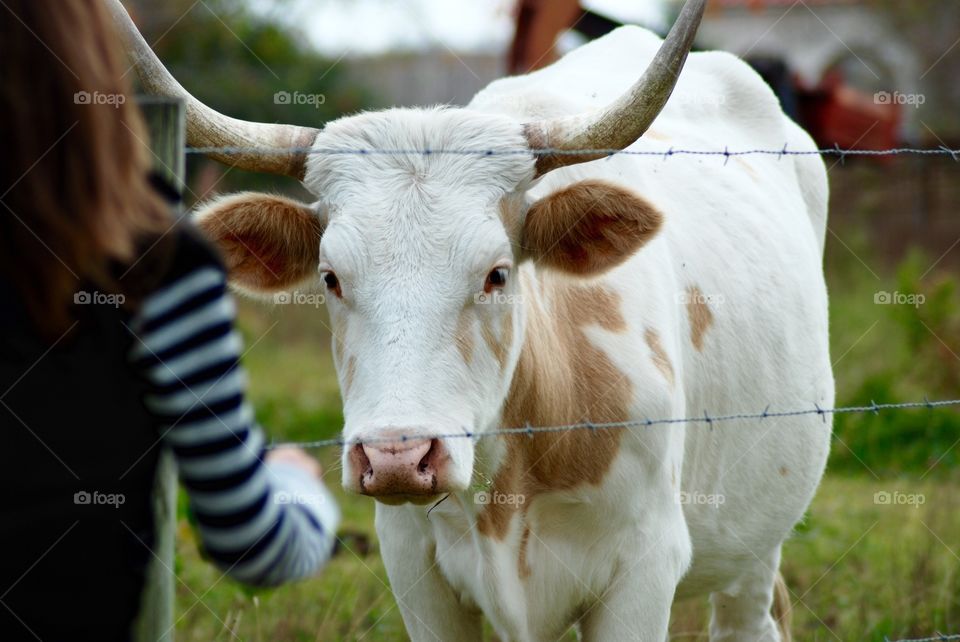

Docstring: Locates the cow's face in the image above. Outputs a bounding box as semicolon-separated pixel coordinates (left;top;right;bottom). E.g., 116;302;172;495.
309;110;532;503
196;108;663;504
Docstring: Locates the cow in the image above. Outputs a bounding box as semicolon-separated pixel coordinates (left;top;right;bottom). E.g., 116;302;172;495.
110;0;833;639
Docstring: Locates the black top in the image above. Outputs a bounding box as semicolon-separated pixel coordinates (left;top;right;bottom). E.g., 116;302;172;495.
0;223;338;642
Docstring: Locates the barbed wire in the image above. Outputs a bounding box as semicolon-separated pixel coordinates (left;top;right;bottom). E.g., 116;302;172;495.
266;397;960;450
887;635;960;642
185;145;960;162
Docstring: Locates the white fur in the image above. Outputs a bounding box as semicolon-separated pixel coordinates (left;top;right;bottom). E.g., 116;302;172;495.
290;26;831;642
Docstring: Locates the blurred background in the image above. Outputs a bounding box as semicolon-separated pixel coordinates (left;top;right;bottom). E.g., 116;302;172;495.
118;0;960;639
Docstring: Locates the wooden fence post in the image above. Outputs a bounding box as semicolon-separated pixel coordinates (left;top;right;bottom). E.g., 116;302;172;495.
134;96;185;642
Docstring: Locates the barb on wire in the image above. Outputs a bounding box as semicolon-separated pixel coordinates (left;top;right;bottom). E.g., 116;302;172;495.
266;397;960;451
885;635;960;642
185;145;960;160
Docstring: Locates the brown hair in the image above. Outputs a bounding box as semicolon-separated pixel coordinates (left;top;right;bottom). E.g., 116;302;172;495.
0;0;170;339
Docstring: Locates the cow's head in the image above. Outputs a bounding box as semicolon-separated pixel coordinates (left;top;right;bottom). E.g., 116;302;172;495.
110;0;705;504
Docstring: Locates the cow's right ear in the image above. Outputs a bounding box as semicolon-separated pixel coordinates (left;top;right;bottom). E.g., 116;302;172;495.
193;192;324;296
520;180;663;277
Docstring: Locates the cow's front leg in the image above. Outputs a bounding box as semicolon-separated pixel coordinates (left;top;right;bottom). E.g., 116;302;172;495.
375;503;481;642
580;509;691;642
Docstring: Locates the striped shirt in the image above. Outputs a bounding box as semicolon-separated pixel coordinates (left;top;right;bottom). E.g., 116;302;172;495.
127;264;338;586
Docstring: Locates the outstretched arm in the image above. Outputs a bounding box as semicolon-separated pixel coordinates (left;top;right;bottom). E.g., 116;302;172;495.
128;262;338;586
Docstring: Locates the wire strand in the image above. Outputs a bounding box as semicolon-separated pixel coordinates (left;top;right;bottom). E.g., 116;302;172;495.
266;397;960;450
185;145;960;160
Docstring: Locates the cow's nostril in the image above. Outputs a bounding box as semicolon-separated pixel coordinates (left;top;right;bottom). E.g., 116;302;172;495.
352;443;372;475
354;444;371;467
417;439;441;475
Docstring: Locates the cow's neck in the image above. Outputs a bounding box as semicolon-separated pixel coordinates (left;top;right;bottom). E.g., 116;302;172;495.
476;268;631;539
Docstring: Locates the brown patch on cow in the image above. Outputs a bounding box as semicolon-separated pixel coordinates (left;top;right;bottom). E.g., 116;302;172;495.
342;356;357;396
518;526;532;579
644;327;674;387
455;309;475;365
476;275;632;539
522;180;663;276
685;286;714;352
779;466;789;477
195;192;323;293
333;335;345;364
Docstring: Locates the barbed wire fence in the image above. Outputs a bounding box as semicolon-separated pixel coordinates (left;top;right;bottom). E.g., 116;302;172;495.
185;145;960;163
186;139;960;642
266;398;960;450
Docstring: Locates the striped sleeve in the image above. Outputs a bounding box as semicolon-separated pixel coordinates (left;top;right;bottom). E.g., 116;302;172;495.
128;265;339;586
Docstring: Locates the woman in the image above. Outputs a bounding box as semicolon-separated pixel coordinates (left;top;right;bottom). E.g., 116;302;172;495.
0;1;338;640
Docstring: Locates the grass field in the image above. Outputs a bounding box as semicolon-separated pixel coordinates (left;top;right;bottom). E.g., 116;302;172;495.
174;469;960;641
173;167;960;640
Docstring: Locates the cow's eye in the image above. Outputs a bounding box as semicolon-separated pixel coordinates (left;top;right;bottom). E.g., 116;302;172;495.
322;271;342;297
484;267;509;293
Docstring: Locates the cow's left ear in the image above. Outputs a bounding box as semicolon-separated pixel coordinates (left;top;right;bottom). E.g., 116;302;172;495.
193;192;324;296
520;180;663;276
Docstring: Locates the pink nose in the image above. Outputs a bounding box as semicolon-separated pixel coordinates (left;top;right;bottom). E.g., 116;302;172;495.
349;433;448;503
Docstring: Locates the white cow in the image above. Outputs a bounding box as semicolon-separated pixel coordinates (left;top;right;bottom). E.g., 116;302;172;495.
112;0;833;639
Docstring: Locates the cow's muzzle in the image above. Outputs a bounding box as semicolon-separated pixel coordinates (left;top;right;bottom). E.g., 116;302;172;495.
348;431;450;504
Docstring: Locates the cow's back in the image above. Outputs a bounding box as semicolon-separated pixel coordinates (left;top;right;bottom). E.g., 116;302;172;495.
471;25;828;253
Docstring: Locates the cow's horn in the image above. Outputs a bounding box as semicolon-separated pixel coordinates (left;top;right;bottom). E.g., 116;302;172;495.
105;0;319;180
523;0;706;176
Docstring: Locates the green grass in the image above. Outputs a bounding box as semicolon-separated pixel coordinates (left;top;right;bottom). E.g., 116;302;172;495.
171;232;960;640
174;469;960;641
826;242;960;474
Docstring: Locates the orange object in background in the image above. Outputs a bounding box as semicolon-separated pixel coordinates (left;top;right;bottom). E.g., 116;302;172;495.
798;71;901;157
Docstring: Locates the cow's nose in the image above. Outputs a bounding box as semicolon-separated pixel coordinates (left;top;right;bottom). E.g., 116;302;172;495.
349;433;448;503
